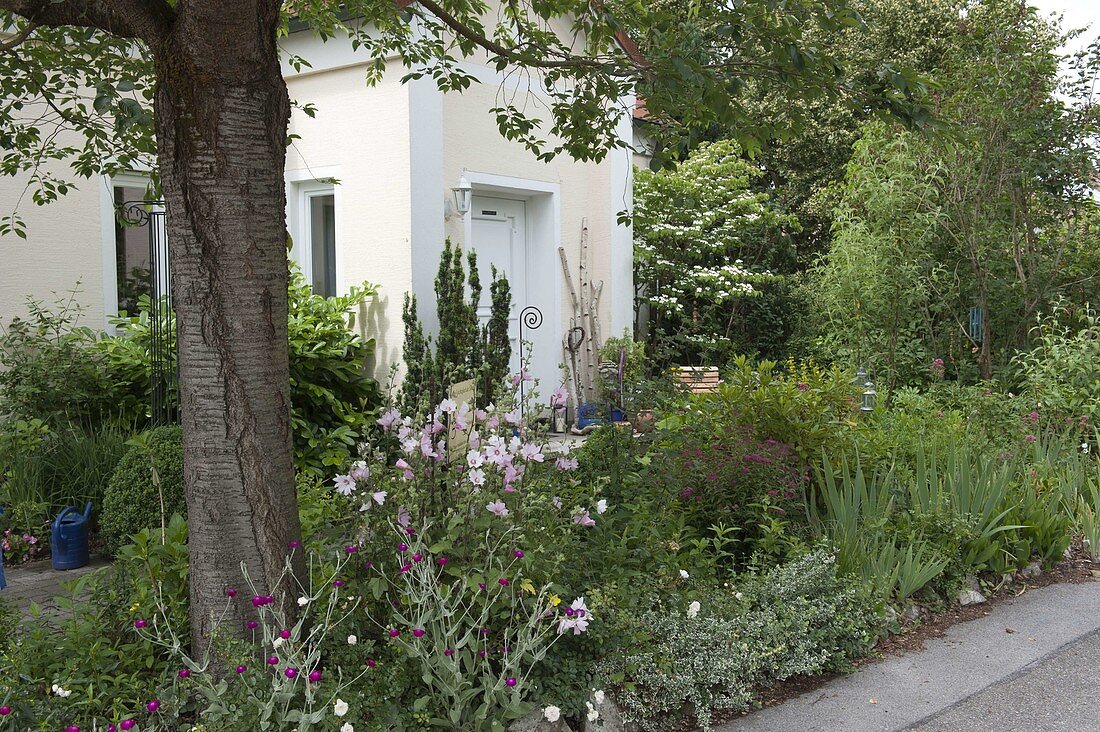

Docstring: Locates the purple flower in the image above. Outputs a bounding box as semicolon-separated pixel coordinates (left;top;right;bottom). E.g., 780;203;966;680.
147;699;161;713
178;669;190;679
506;677;517;687
284;668;298;679
398;543;408;552
437;557;449;566
134;619;148;629
308;670;322;682
279;628;291;639
405;527;416;535
514;549;524;558
236;665;247;674
399;563;412;574
288;540;301;549
412;553;423;563
345;545;359;554
389;628;401;638
122;722;136;731
444;648;455;656
247;620;258;630
499;578;510;586
267;656;279;665
1025;434;1037;442
478;582;487;590
332;580;345;588
225;588;238;598
366;658;377;668
486;500;509;517
0;707;10;716
412;628;426;638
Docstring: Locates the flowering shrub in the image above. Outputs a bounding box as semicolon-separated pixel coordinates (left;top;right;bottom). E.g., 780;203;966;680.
321;380;602;728
634;140;792;366
1;527;42;564
654;425;808;563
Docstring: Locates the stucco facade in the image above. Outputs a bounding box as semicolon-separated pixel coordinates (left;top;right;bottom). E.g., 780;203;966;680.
0;20;633;395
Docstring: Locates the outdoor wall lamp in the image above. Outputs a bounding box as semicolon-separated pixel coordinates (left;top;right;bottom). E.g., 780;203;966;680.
452;175;472;216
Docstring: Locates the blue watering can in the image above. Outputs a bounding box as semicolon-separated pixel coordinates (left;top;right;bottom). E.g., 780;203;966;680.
51;502;93;571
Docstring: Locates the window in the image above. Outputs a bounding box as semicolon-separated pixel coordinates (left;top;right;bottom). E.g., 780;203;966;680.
308;192;336;297
113;184;154;315
290;180;338;298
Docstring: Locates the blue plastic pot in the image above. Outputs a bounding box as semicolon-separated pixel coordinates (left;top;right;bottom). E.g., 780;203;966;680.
576;402;604;429
51;501;92;571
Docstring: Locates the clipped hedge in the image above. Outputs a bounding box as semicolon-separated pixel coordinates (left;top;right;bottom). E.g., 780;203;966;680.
100;425;185;556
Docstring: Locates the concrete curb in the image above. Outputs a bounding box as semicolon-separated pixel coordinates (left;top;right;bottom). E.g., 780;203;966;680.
715;579;1100;732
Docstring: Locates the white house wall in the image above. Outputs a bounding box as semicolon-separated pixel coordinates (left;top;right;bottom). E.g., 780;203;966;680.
0;144;107;330
285;59;414;381
440;68;634;390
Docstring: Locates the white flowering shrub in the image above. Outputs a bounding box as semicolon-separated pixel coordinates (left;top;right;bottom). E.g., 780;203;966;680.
598;550;879;731
634;139;793;364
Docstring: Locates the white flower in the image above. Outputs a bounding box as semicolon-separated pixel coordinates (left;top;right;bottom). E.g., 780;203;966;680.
586;701;599;722
347;634;358;646
679;569;689;579
687;600;701;618
735;591;744;601
52;684;71;698
340;724;354;732
468;468;486;487
297;596;309;607
1082;443;1091;455
333;474;356;496
593;689;606;704
595;499;608;514
334;698;349;717
438;398;458;414
543;706;562;722
273;637;285;649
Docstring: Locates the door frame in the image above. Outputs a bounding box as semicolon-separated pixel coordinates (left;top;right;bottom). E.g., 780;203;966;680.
461;171;562;396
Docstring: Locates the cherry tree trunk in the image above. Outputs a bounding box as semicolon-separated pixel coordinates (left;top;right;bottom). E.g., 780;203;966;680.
151;1;302;657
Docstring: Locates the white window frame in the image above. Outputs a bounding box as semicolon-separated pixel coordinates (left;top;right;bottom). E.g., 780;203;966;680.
286;167;342;297
99;172;161;328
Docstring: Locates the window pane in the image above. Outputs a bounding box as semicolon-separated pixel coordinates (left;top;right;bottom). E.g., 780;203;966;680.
310;194;336;297
115;185;152;314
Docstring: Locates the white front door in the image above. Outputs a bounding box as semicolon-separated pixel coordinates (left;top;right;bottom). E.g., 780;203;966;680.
471;196;527;373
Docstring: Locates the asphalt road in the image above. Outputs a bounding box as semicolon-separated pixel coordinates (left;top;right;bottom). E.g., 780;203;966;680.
717;579;1100;732
906;630;1100;732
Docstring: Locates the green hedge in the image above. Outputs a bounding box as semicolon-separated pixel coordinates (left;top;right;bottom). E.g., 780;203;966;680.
100;425;185;556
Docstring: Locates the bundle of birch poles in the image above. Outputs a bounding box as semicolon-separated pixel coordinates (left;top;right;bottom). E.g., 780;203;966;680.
558;218;603;426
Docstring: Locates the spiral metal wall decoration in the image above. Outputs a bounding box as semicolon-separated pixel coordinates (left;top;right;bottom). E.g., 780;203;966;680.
517;306;543;417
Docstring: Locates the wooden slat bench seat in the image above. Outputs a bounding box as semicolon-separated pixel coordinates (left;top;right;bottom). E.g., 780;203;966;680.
675;366;722;394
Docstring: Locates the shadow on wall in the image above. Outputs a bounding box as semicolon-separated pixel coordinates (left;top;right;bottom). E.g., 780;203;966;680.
359;292;393;383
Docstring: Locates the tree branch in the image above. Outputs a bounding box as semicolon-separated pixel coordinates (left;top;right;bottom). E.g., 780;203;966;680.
404;0;641;72
0;0;174;44
0;21;36;52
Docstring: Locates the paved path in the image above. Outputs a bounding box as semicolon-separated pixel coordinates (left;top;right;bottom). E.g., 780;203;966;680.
717;579;1100;732
0;557;109;617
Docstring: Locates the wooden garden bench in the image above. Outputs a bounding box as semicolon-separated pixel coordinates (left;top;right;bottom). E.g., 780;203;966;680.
675;366;722;394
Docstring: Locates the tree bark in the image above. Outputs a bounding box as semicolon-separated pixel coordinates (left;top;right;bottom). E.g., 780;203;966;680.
151;0;302;657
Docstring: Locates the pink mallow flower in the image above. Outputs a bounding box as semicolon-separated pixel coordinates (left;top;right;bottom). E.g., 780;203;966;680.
573;510;596;527
377;408;401;431
486;501;510;517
